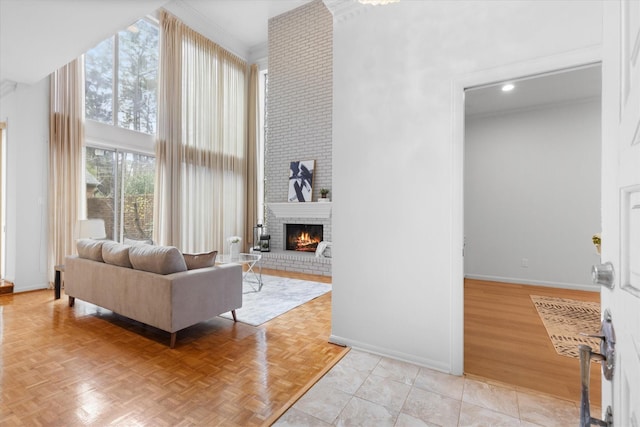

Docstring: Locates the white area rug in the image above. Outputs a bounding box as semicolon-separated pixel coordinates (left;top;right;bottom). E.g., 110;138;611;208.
219;275;331;326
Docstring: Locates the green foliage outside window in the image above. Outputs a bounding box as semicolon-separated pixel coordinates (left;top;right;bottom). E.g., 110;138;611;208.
85;18;158;134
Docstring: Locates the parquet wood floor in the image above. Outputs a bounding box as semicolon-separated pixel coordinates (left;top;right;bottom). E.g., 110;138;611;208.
0;271;346;426
464;278;601;404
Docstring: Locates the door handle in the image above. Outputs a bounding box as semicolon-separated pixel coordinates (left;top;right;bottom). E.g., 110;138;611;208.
592;262;615;289
578;309;615;427
580;309;616;380
579;345;614;427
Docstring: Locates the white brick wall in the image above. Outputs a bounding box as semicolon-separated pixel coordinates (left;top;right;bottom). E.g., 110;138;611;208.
260;250;332;277
264;0;333;275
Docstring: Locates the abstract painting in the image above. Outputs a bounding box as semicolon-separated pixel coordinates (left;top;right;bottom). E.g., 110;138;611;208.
288;160;314;202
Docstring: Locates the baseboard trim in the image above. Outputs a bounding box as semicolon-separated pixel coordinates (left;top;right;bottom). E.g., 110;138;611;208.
11;283;49;293
464;274;598;292
328;335;452;375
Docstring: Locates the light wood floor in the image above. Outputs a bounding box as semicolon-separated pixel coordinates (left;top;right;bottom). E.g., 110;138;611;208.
0;269;345;426
1;274;598;425
464;278;601;403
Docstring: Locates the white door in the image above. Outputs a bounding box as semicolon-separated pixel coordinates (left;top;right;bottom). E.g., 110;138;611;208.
600;0;640;424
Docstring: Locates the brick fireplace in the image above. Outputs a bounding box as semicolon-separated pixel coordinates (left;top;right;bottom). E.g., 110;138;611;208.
260;202;332;276
261;1;333;277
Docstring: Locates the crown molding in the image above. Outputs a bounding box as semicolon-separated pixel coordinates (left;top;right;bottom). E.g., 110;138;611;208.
0;80;18;100
162;0;250;61
323;0;368;24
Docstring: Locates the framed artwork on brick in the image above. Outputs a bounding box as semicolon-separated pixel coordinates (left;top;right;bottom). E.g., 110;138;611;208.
288;160;314;202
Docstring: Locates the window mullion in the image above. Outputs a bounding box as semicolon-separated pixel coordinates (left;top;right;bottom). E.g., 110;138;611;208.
113;34;119;127
113;151;121;242
119;151;127;242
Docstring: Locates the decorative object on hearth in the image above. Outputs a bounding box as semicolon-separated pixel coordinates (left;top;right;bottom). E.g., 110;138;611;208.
227;236;241;260
253;224;263;251
315;241;332;258
288;160;315;202
260;234;271;252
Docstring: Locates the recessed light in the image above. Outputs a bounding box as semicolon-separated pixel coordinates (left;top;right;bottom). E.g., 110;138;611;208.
502;83;515;92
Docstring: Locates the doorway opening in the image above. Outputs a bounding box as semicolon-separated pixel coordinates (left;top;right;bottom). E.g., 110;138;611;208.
462;64;603;402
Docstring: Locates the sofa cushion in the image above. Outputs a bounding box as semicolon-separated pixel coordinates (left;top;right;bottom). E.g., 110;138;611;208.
183;250;218;270
129;244;187;275
124;237;154;246
77;239;105;262
102;241;133;268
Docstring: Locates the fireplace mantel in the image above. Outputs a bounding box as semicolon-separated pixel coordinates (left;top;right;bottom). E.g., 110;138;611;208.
267;202;332;219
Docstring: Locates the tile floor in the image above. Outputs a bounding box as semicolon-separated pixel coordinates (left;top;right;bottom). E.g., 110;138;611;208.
274;349;592;426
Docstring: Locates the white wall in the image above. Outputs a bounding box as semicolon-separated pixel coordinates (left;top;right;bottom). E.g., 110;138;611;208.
0;79;50;291
330;0;602;373
465;100;601;290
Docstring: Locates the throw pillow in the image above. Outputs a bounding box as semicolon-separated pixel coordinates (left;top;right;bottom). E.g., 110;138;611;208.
77;239;105;262
102;241;133;268
183;250;218;270
129;244;187;275
314;241;332;258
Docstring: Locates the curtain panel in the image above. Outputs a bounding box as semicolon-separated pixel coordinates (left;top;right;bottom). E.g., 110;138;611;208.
245;64;260;252
48;58;85;284
156;10;252;253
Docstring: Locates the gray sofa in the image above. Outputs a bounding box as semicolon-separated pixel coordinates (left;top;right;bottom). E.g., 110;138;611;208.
65;239;242;348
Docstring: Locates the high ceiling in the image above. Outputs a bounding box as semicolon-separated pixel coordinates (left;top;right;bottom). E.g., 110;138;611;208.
1;0;600;115
0;0;312;86
0;0;167;85
177;0;312;49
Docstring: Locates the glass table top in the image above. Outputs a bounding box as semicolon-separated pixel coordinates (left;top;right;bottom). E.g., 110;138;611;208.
217;253;261;264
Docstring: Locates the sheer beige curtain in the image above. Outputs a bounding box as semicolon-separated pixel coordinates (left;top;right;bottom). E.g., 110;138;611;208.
156;11;250;253
245;64;259;251
48;59;84;284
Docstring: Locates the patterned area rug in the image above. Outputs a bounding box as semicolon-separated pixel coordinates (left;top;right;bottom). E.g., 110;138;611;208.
219;275;331;326
530;295;601;360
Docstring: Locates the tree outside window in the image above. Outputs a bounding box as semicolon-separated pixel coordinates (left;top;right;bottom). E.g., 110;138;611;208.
85;38;113;125
85;18;158;134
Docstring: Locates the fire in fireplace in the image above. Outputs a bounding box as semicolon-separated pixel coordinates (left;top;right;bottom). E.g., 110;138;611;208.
286;224;323;252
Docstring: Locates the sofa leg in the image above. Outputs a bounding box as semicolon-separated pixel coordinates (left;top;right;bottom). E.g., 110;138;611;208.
231;310;237;322
170;332;177;348
68;296;75;307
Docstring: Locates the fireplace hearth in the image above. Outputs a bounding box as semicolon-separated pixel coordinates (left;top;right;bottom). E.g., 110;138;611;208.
286;224;323;252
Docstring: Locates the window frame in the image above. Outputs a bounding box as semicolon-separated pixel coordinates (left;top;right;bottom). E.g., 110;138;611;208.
84;144;156;243
84;15;159;136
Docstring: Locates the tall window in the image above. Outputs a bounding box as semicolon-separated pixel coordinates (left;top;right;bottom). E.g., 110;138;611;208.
85;147;155;242
84;18;157;241
85;18;159;134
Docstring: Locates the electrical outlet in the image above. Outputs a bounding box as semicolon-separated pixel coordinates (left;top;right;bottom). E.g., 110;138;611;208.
521;258;529;268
